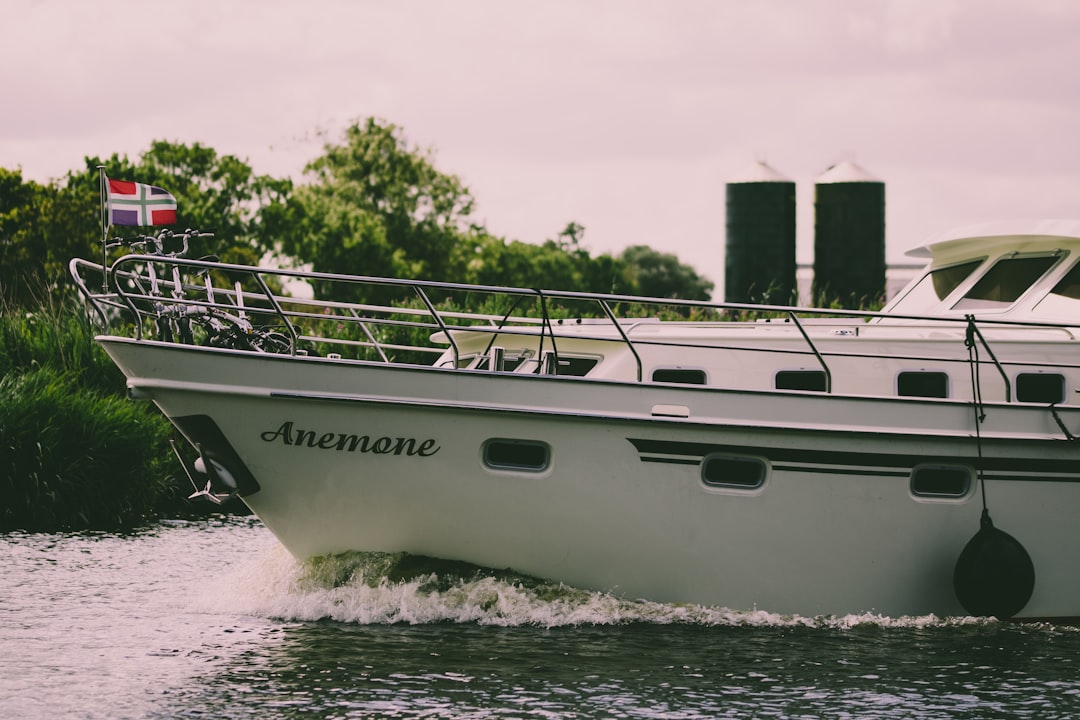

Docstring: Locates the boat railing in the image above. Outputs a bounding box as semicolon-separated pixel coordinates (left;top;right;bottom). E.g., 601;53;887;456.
70;234;1079;400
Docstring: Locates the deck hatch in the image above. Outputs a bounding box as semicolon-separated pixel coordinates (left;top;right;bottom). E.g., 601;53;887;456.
482;439;551;472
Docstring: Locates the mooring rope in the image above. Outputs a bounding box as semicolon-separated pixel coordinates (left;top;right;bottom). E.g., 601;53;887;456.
965;315;989;513
1049;403;1080;441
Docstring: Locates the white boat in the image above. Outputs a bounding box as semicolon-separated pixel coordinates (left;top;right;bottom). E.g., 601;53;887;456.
71;220;1080;620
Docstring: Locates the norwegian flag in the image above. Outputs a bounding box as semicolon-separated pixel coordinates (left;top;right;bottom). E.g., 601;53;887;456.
106;178;178;226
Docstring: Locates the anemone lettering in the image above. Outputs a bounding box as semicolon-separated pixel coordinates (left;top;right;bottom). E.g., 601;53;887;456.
260;421;440;457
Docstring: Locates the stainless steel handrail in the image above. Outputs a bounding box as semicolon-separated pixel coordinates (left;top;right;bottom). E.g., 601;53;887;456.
71;254;1080;396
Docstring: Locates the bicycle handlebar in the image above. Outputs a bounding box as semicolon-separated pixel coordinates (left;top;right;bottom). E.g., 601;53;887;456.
106;228;215;258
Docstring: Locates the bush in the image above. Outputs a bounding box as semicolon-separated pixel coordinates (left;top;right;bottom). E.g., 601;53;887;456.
0;292;126;394
0;294;250;529
0;366;175;530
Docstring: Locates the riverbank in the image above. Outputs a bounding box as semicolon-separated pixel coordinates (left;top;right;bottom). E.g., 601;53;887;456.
0;296;245;531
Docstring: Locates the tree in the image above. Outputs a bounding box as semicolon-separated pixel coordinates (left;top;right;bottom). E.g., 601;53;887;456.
618;245;714;301
92;141;290;264
0;168;56;304
265;118;477;301
0;143;290;306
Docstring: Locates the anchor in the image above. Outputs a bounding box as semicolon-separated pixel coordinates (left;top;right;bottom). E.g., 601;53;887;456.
170;439;239;504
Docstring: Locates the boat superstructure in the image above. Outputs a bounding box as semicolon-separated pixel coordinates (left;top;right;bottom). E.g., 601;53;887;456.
70;220;1080;619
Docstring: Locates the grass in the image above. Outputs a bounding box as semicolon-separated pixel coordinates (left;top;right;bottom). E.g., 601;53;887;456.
0;293;238;531
0;366;174;530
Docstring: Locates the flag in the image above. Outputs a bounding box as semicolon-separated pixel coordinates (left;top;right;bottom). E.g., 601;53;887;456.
107;178;178;226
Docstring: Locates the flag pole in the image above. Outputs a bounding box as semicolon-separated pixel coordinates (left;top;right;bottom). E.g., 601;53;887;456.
98;165;108;292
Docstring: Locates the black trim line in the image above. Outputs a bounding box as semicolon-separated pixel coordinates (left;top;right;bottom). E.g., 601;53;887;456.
629;437;1080;482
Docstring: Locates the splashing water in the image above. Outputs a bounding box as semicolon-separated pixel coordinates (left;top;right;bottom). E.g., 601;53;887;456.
201;543;993;630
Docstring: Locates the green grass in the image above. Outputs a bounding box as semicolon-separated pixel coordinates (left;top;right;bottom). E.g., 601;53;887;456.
0;293;126;394
0;294;242;531
0;365;174;530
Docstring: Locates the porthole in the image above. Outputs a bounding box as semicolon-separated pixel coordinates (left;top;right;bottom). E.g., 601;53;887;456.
775;370;827;392
1016;373;1065;404
910;465;971;499
898;371;949;398
482;439;551;472
652;368;707;385
701;455;767;491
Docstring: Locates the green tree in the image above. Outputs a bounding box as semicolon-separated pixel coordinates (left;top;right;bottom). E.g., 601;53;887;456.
123;141;291;262
461;222;625;295
0;168;57;304
0;143;289;306
264;118;477;301
618;245;714;300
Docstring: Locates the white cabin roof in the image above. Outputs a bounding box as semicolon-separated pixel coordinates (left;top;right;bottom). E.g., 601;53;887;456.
906;219;1080;264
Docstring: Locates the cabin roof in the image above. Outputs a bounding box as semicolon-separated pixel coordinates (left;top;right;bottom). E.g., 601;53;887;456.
907;219;1080;262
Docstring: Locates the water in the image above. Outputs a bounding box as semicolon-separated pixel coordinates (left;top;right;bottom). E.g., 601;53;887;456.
4;517;1080;719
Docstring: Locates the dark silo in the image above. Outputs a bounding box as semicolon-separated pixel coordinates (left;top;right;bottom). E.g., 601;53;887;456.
725;161;796;304
813;160;885;306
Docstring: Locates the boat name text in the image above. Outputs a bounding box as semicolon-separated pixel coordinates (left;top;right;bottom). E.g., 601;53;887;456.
260;421;440;457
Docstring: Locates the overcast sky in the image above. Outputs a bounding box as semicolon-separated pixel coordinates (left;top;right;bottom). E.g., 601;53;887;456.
4;0;1080;290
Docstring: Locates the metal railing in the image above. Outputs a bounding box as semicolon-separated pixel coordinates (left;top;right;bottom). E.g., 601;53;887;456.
69;232;1080;402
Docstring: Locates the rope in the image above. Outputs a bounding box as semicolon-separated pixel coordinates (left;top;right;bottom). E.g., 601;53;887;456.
965;316;988;513
1049;403;1080;441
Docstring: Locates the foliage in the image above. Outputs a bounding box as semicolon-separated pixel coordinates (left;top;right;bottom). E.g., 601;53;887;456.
0;366;175;531
0;168;59;305
0;292;125;394
2;118;714;308
0;143;289;306
263;119;714;304
0;295;249;529
618;245;714;301
262;118;483;306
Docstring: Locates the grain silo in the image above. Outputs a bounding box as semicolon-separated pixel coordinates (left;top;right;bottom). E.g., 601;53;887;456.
812;160;885;306
725;161;796;304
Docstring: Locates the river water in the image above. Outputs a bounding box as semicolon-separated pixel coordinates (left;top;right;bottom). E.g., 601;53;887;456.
4;516;1080;719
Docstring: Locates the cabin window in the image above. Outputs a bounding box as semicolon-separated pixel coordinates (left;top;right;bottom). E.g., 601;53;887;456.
551;356;599;377
952;255;1058;312
652;368;707;385
482;439;551;472
1016;373;1065;404
775;370;827;392
701;455;766;491
911;465;971;498
1034;259;1080;317
897;371;949;399
888;259;982;314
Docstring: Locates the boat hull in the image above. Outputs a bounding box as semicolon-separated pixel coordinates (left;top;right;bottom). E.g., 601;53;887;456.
102;338;1080;619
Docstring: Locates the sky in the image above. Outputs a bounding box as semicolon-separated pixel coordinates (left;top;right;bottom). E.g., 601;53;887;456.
4;0;1080;292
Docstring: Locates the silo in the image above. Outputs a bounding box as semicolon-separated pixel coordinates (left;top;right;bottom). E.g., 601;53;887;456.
813;160;885;306
725;161;796;304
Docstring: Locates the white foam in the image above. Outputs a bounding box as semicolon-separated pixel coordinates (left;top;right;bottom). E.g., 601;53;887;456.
194;546;997;629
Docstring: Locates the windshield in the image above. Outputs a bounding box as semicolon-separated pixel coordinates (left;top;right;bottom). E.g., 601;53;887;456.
951;255;1058;312
887;260;982;315
1033;258;1080;319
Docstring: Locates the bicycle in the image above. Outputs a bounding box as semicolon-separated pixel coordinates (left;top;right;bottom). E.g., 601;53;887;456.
108;228;292;353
